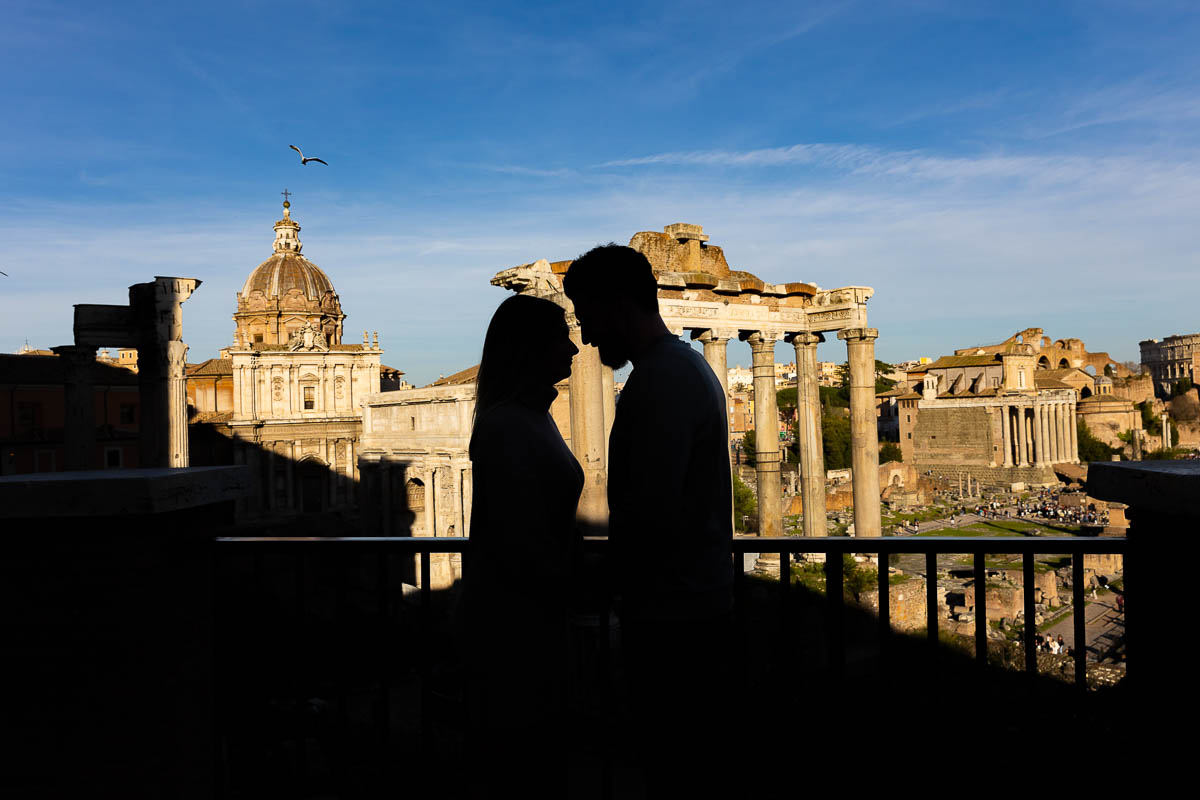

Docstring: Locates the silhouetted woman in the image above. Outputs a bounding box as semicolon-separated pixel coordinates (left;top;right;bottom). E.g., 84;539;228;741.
456;294;582;797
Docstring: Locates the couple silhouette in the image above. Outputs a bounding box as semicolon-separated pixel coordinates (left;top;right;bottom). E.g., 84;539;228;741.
457;244;736;797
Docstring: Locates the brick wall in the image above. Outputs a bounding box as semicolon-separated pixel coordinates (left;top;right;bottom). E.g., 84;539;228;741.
912;406;996;465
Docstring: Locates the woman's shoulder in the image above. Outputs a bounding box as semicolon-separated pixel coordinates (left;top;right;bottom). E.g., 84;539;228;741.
470;402;542;453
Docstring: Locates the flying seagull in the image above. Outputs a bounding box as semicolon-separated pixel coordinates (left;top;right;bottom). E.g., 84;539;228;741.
289;145;328;166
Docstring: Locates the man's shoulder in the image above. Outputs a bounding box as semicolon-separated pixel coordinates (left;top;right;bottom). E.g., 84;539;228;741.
636;336;720;388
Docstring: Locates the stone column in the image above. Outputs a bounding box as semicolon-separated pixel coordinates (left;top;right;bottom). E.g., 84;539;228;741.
568;325;608;533
166;340;189;467
1161;412;1170;450
790;332;827;539
1016;403;1029;466
52;345;97;470
427;468;438;537
695;329;733;461
462;467;473;537
1034;403;1046;465
748;332;783;539
1001;405;1013;467
284;443;295;510
1069;403;1079;462
1041;402;1052;465
1056;402;1066;463
601;365;616;464
838;328;882;538
1045;403;1056;464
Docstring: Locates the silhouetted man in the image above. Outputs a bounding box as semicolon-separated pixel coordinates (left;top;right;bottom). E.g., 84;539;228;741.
564;244;734;794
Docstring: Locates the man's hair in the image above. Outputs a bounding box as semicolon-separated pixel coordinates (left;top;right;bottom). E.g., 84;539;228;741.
562;244;659;314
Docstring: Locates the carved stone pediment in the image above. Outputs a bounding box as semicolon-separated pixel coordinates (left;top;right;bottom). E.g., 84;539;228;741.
287;322;329;352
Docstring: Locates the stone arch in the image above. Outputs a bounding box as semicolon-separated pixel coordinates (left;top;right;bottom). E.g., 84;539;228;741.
406;477;426;511
1080;386;1093;398
1084;364;1097;376
1037;356;1051;369
1059;358;1071;369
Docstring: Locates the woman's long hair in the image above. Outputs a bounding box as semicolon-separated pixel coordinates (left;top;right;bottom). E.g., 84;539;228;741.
473;294;569;429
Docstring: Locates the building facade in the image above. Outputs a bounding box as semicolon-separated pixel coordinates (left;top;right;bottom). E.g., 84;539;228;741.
191;200;388;517
894;348;1080;487
1140;333;1200;398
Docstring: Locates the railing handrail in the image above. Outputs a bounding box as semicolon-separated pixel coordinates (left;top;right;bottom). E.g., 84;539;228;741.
216;534;1128;555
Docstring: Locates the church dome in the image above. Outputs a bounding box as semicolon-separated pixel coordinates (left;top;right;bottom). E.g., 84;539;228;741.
241;251;337;303
233;200;346;347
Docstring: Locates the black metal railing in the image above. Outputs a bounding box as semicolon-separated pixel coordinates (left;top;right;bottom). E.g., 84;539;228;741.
213;533;1126;795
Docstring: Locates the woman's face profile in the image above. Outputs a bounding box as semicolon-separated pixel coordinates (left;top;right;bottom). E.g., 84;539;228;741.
539;321;578;386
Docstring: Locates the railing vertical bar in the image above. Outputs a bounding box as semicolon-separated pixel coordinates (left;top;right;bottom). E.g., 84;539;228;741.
1072;552;1086;689
973;552;987;667
599;593;613;800
419;550;433;750
925;551;938;649
377;550;392;751
779;550;790;626
212;542;229;799
1023;552;1037;679
825;544;844;677
335;551;348;773
294;552;308;782
877;546;890;655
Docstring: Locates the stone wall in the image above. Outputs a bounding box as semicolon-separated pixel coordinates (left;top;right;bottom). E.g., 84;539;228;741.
916;462;1057;489
996;568;1059;601
1078;400;1141;448
963;582;1023;619
1111;373;1154;405
911;406;996;465
856;575;928;631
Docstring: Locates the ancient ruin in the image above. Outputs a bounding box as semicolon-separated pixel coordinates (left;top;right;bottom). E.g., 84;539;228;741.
1140;332;1199;398
54;276;201;470
490;222;882;544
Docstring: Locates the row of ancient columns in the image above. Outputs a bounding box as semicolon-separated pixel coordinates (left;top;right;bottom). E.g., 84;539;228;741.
999;399;1078;467
563;321;882;540
700;327;881;540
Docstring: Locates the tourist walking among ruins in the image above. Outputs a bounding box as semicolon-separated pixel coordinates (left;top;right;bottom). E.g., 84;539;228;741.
565;245;736;796
456;294;583;799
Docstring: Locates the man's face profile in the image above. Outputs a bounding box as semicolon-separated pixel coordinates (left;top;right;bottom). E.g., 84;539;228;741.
572;297;630;370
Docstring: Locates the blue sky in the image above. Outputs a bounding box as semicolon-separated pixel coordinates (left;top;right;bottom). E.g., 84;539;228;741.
2;0;1197;384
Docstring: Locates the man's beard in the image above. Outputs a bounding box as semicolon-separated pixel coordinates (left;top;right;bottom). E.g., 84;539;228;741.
597;343;629;370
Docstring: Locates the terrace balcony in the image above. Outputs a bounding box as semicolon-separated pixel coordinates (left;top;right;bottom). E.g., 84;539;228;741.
0;460;1170;797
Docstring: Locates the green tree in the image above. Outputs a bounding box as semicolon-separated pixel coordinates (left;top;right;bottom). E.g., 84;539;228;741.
819;385;850;409
1171;377;1194;397
879;442;903;463
1077;418;1116;462
740;430;757;466
1138;401;1161;435
733;468;756;532
822;412;852;470
776;387;798;416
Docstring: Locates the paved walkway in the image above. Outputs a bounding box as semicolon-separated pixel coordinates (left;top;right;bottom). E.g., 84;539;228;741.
1042;591;1125;661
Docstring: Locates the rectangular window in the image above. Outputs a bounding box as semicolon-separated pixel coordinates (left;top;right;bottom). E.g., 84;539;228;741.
16;403;42;435
303;386;315;410
105;447;122;469
254;333;264;344
907;432;911;439
119;403;136;425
